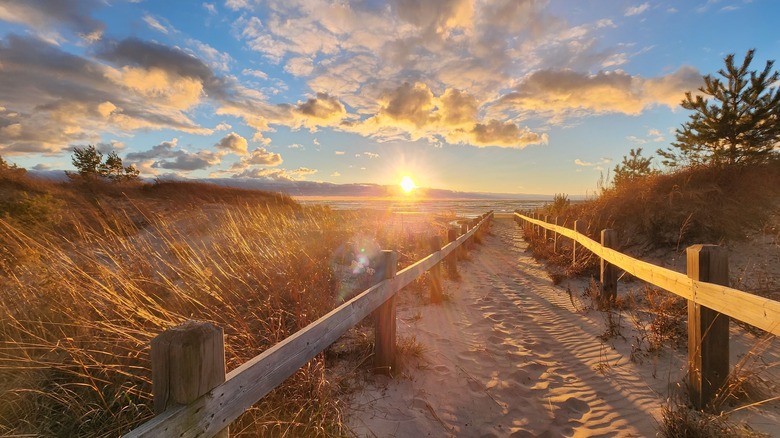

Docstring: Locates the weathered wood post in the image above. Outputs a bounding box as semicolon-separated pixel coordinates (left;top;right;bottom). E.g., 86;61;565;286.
151;320;228;437
552;217;560;254
600;229;618;305
447;228;458;276
460;223;469;259
686;245;730;410
542;215;549;242
429;235;444;304
572;220;587;265
375;250;398;375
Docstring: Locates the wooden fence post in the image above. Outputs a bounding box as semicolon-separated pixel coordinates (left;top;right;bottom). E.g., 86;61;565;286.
542;215;549;242
552;217;559;254
375;250;398;375
686;245;730;410
151;320;228;437
600;229;618;304
447;228;458;276
429;235;444;304
572;220;587;264
460;224;469;259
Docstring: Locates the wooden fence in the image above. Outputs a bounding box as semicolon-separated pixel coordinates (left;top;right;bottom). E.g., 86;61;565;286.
515;212;780;409
124;212;494;437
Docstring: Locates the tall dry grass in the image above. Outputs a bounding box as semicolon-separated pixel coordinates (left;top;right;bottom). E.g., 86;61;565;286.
543;160;780;251
0;176;451;437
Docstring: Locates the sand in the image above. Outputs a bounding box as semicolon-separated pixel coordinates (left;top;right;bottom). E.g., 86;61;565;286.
345;214;780;437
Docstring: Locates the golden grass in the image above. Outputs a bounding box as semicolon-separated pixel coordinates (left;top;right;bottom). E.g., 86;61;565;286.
0;175;454;437
543;160;780;250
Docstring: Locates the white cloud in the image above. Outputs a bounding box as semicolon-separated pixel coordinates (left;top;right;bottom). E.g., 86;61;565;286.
242;68;268;79
202;2;217;14
215;132;248;155
625;3;650;17
284;57;314;77
574;157;612;167
143;14;171;34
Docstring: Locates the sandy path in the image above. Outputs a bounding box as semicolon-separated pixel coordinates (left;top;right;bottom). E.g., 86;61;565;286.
347;215;664;437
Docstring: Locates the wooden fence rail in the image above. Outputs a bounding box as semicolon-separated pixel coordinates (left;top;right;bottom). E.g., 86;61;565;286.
124;212;494;438
514;212;780;409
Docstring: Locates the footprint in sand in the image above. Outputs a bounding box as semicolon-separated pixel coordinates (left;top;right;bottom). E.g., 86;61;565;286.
560;397;590;416
433;364;450;374
509;369;533;385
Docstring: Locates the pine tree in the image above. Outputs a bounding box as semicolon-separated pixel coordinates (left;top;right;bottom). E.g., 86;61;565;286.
68;146;140;183
613;148;656;187
100;151;126;181
658;50;780;167
68;145;103;180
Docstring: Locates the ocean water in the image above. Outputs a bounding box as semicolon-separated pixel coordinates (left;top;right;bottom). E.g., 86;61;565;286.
296;198;549;218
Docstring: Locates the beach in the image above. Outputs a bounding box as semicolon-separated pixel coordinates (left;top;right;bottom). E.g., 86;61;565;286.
345;215;780;437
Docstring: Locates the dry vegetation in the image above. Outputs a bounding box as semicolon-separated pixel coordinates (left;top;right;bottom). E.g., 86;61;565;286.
0;171;454;437
575;160;780;250
522;160;780;436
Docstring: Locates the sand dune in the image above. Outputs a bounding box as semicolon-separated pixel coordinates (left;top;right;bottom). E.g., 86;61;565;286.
346;215;779;437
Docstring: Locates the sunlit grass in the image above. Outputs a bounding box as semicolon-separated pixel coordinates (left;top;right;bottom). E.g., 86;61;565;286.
0;177;453;437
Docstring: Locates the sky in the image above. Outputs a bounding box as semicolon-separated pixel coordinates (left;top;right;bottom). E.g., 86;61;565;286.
0;0;778;196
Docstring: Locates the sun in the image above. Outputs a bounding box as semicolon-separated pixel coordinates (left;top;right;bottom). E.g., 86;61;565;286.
399;175;417;193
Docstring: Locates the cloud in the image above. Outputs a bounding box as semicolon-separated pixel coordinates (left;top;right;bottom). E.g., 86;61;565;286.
242;68;268;79
284;57;314;77
335;150;345;155
574;157;612;167
126;138;178;161
202;2;217;14
215;122;232;131
125;138;223;172
331;171;341;177
0;0;105;43
349;82;547;148
95;140;125;153
225;0;250;11
215;132;248;155
229;147;283;171
0;34;225;154
187;39;232;72
625;3;650;17
152;149;223;171
647;128;665;142
468;120;549;148
497;66;701;119
294;92;348;129
143;14;171;34
233;166;316;181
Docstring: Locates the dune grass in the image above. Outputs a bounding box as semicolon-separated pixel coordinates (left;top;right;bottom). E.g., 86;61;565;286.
522;161;780;436
540;160;780;251
0;174;452;437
